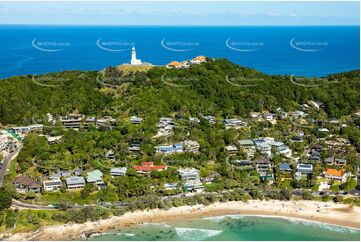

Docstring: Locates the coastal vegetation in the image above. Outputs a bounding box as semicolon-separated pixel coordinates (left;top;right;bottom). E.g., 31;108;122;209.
0;58;359;234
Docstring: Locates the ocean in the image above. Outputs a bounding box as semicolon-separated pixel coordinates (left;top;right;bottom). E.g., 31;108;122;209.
88;215;360;241
0;25;359;79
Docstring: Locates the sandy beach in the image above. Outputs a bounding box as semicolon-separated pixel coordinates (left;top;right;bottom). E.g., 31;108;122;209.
3;200;360;241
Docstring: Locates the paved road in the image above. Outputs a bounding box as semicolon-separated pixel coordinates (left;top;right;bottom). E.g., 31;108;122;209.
12;199;56;210
0;147;20;187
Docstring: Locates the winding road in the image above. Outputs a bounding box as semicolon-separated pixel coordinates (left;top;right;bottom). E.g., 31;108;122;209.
0;147;20;187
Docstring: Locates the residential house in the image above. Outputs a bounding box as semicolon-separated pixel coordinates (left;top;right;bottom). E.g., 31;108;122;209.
133;162;167;174
110;167;127;177
263;113;276;121
279;163;292;172
155;143;183;154
164;182;179;190
238;139;256;159
179;168;201;181
224;145;238;155
324;156;347;166
254;157;271;173
324;156;335;165
250;112;262;121
65;176;85;190
13;176;41;193
129;141;141;152
202;115;215;124
268;141;292;157
179;168;205;192
309;101;325;109
166;61;183;69
84;116;96;128
73;169;83;176
190;56;206;64
42;179;62;191
60;114;82;129
86;170;106;187
279;112;288;119
189;117;200;124
335;158;347;166
182;140;200;153
254;139;272;157
130;116;143;124
96;116;116;128
10;124;43;134
292;110;307;119
106;149;115;160
49;170;71;180
156;117;174;137
201;172;219;184
324;169;349;182
297;163;313;175
47;135;62;145
223;118;247;129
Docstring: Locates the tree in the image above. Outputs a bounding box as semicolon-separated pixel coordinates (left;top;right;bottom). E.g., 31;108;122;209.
280;189;292;200
0;189;12;211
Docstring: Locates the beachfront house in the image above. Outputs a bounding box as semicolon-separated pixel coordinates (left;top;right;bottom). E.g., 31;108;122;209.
178;168;204;192
13;175;41;193
65;176;85;190
86;170;105;188
42;179;62;191
324;169;349;182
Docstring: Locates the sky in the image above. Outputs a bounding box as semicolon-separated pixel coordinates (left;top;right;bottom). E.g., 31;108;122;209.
0;1;359;26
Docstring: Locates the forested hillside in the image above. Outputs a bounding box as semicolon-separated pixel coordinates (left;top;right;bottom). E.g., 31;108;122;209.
0;58;359;125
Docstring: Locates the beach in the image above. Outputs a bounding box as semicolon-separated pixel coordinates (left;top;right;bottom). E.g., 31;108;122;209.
3;200;360;241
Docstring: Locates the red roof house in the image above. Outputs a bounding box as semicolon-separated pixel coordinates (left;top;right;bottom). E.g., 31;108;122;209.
133;162;167;174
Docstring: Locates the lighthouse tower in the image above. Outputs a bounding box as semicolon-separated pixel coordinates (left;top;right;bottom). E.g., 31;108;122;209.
130;46;142;65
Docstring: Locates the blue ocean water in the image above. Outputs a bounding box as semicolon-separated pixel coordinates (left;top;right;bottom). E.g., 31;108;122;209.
88;215;360;241
0;25;359;79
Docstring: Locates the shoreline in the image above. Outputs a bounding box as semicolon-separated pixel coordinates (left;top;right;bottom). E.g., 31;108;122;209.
2;200;360;241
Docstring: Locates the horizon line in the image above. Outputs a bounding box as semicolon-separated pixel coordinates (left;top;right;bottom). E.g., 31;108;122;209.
0;24;360;27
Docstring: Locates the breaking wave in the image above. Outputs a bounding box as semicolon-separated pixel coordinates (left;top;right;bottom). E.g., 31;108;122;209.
175;227;223;240
288;218;359;233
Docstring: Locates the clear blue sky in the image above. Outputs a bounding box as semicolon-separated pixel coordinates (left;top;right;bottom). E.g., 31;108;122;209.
0;1;359;25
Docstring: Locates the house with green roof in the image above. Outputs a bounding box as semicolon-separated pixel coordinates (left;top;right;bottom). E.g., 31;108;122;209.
86;170;105;188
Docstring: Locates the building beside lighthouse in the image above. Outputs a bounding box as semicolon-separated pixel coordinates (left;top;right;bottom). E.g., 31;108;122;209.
130;46;142;65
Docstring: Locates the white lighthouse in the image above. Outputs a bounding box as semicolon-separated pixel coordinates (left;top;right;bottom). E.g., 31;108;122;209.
130;46;142;65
